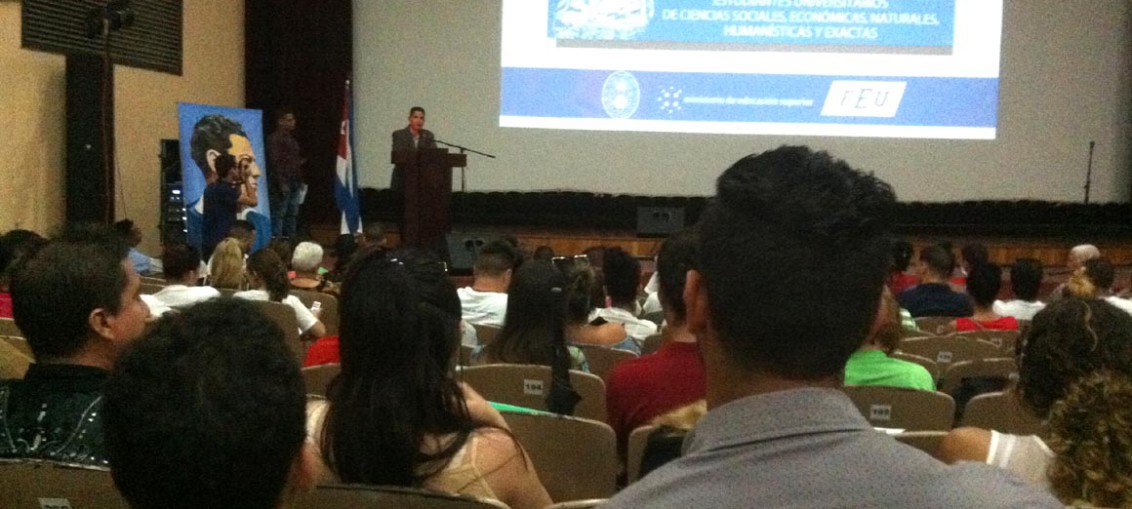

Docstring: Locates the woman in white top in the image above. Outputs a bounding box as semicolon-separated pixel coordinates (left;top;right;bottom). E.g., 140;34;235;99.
236;248;326;339
937;295;1132;508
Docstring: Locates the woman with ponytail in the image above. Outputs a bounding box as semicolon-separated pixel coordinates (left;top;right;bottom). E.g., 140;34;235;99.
236;248;326;339
937;296;1132;507
306;248;551;509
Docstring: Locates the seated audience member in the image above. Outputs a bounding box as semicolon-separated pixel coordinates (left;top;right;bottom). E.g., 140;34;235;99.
237;249;326;340
563;263;634;353
0;225;149;465
605;230;705;452
844;289;935;390
458;239;517;328
993;258;1046;320
638;400;707;480
307;248;553;509
602;146;1059;508
1075;257;1132;315
937;298;1132;507
953;242;989;287
886;239;918;295
591;247;657;343
103;299;314;509
955;263;1019;331
1049;244;1101;302
113;219;157;276
151;243;220;311
228;219;257;256
897;244;974;317
290;241;334;293
0;229;46;319
532;245;554;262
357;221;387;249
475;261;589;372
208;238;245;290
267;237;295;271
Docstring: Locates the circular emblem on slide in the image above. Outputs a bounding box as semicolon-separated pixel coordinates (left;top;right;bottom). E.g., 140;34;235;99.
601;71;641;119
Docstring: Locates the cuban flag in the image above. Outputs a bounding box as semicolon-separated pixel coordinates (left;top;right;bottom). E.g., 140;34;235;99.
335;79;361;235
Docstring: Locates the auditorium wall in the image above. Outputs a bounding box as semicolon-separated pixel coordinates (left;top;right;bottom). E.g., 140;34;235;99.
0;1;244;254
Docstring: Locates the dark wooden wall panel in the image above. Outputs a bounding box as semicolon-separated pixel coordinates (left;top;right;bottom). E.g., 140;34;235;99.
245;0;352;230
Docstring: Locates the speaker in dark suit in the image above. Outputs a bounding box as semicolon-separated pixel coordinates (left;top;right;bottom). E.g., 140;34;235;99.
390;106;437;228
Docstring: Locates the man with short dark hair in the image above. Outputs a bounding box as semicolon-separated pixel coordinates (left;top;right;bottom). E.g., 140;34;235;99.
151;242;220;312
897;245;974;317
457;239;516;327
592;247;657;342
602;146;1059;508
390;106;437;229
605;230;703;454
267;107;306;239
0;225;150;466
104;298;313;509
113;219;156;276
993;258;1046;320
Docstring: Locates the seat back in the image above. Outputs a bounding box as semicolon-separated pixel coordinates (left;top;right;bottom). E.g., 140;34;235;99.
840;385;956;431
897;335;1004;371
291;290;340;337
961;391;1044;436
893;430;947;456
625;424;657;484
939;357;1018;395
958;329;1020;352
301;363;341;397
889;351;940;384
0;337;32;380
914;316;955;335
502;412;618;502
250;300;304;364
0;318;22;337
458;364;607;422
568;344;638;384
2;334;33;359
294;483;509;509
0;460;128;508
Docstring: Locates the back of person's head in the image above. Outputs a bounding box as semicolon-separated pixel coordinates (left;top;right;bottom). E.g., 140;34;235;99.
327;247;471;486
104;298;307;509
889;239;913;273
1085;257;1115;292
229;220;256;249
11;224;136;361
209;238;245;290
0;229;47;286
960;242;989;271
267;238;295;270
965;263;1002;308
563;263;599;324
291;241;323;273
919;244;954;280
1017;298;1132;507
602;247;641;308
360;222;385;247
112;219;141;246
696;145;895;379
1068;244;1101;269
656;230;698;323
161;243;202;283
247;249;290;302
486;261;566;366
473;239;519;277
1009;258;1043;302
533;245;555;262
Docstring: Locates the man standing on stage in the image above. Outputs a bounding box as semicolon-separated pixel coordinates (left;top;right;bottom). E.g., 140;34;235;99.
390;107;436;227
267;107;306;239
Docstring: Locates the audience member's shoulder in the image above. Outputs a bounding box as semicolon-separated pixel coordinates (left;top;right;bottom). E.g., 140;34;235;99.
929;461;1062;508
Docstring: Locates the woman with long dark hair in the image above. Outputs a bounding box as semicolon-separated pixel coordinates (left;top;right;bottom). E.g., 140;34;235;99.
236;248;326;339
306;248;551;509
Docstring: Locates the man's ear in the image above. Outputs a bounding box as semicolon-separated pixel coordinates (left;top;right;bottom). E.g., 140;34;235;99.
88;307;115;341
205;149;221;176
684;269;710;337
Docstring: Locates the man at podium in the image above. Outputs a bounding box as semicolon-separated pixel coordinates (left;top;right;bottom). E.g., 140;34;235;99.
391;106;436;229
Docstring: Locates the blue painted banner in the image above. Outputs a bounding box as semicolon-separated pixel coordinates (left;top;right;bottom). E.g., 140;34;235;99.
548;0;955;48
501;67;996;127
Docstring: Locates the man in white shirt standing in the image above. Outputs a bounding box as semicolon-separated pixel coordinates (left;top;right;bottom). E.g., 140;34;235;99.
457;240;517;328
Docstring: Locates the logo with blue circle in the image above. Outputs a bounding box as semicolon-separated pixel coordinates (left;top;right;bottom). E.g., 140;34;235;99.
601;71;640;119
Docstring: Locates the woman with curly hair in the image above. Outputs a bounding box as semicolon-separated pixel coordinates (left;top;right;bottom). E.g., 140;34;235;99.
937;295;1132;508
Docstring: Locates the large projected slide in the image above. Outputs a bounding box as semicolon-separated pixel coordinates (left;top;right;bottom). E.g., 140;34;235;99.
501;0;1002;139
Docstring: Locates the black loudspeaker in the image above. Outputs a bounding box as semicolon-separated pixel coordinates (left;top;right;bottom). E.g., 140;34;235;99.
445;233;487;273
637;206;685;237
65;53;115;223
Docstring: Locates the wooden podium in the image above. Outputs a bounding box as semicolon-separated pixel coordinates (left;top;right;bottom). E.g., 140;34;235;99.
391;148;466;248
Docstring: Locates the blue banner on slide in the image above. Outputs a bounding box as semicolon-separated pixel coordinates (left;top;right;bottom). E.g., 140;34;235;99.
501;67;996;127
548;0;955;49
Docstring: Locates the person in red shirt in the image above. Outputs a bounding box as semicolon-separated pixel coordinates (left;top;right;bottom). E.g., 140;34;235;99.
605;230;705;456
956;263;1018;332
886;239;918;296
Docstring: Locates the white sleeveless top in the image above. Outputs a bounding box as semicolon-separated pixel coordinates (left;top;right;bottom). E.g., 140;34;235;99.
986;430;1054;488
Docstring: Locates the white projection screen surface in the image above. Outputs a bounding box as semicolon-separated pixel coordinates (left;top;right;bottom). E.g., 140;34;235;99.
501;0;1003;140
352;1;1131;202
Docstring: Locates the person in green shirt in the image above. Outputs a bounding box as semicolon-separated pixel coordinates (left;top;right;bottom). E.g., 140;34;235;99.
844;288;935;391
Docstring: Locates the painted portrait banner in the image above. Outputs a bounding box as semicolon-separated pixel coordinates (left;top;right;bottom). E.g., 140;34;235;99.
177;103;271;256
